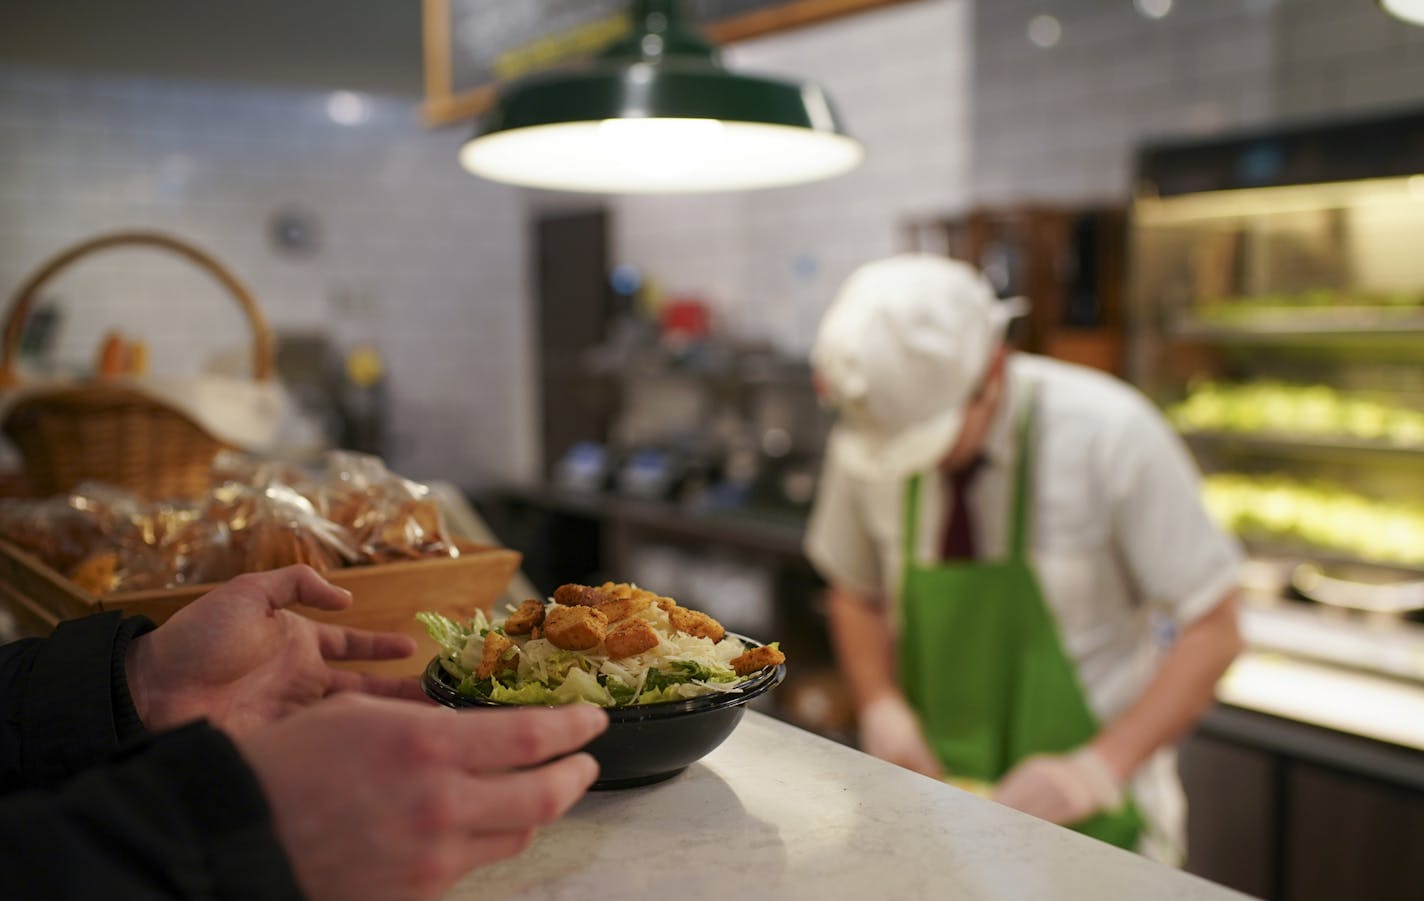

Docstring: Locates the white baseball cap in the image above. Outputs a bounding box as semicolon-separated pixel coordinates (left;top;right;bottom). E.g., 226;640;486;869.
811;254;1027;480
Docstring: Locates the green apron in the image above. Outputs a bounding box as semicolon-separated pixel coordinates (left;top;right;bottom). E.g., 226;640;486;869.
896;383;1144;849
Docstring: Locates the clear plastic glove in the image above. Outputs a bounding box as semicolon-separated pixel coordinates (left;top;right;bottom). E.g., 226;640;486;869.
991;747;1122;825
857;694;943;778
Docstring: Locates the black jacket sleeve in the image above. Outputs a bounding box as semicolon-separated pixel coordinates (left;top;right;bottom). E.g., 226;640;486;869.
0;614;304;899
0;611;153;793
0;722;304;900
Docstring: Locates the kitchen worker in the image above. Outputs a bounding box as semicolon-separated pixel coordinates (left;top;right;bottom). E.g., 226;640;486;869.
804;254;1243;863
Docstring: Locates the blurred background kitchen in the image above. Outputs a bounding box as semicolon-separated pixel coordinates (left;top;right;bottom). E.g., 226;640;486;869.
2;1;1423;898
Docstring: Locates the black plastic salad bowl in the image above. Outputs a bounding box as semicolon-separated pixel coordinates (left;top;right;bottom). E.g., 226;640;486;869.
420;639;786;790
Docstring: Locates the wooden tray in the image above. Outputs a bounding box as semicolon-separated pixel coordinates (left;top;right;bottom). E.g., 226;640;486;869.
0;537;522;677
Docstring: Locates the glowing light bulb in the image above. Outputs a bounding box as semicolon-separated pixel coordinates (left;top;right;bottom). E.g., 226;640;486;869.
1135;0;1173;20
1381;0;1424;27
596;118;726;181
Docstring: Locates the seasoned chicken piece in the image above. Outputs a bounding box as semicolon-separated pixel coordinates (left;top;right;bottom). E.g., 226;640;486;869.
553;583;608;607
503;598;546;635
604;618;660;659
653;595;678;612
544;605;609;651
475;632;519;679
596;592;652;624
730;644;785;676
668;606;725;642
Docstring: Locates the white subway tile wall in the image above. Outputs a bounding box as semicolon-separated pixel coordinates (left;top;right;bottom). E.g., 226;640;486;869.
972;0;1280;203
1277;0;1424;117
1;0;1422;486
616;0;1423;345
0;66;536;485
973;0;1424;203
612;0;973;359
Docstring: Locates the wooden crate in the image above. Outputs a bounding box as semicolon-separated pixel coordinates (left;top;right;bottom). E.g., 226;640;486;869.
0;538;521;677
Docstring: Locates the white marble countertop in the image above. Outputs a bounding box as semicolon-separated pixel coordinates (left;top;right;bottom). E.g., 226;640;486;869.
446;712;1250;901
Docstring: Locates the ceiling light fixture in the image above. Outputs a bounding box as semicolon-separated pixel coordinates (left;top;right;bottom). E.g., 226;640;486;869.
1379;0;1424;25
325;90;371;126
1134;0;1173;20
459;0;863;194
1026;14;1062;48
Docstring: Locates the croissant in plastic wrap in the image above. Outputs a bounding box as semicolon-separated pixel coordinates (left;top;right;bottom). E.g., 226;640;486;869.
0;496;105;575
0;451;458;596
64;483;218;591
309;451;457;563
231;484;357;574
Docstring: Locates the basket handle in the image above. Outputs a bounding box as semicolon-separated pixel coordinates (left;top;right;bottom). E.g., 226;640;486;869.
0;230;275;386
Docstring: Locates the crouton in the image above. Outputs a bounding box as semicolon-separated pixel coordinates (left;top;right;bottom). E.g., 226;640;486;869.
544;605;609;651
598;581;635;600
596;592;652;624
730;645;785;676
503;598;546;635
475;632;519;679
668;606;725;641
604;618;660;659
553;583;608;607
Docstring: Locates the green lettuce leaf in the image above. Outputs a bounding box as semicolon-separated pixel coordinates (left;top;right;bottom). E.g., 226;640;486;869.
606;678;636;706
488;680;558;705
642;660;737;691
417;611;471;658
455;674;491;699
552;668;613;705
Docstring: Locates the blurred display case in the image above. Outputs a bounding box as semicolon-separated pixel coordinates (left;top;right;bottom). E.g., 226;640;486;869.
903;205;1127;375
1133;110;1424;901
1129;108;1424;673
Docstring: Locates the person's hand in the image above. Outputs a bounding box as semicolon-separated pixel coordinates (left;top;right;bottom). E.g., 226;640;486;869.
237;694;608;901
126;565;426;735
991;747;1122;825
857;693;943;777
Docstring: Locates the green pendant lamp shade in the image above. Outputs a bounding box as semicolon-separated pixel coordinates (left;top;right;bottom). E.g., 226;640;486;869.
459;0;864;193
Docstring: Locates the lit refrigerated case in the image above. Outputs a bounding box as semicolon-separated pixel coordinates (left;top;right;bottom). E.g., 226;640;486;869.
1128;108;1424;676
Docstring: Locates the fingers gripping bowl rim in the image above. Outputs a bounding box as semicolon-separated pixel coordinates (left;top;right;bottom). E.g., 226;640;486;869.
420;634;787;789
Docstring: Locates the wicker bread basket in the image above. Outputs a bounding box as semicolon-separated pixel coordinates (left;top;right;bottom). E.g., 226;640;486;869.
0;231;276;500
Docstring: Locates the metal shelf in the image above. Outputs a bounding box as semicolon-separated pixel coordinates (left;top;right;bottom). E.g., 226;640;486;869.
1166;312;1424;341
1241;538;1424;580
495;485;810;560
1183;430;1424;459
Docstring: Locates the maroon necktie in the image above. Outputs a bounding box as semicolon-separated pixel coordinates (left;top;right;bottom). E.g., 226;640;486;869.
940;458;984;561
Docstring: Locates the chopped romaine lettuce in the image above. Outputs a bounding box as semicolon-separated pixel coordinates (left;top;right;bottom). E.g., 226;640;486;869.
416;611;471;657
606;678;636;706
488;681;558;705
552;668;613;706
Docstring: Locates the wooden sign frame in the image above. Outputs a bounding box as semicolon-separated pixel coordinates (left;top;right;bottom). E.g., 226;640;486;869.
422;0;917;127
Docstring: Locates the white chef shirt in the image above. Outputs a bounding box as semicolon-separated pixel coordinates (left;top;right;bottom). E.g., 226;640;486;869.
804;353;1244;863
